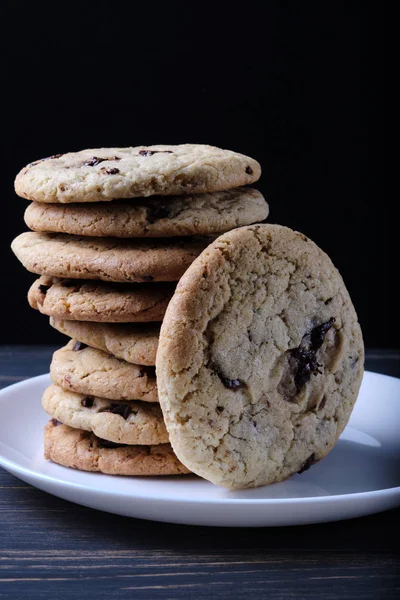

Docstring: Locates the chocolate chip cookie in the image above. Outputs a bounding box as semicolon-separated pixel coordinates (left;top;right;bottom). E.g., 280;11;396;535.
44;420;190;476
24;188;268;237
50;318;159;365
42;385;168;445
28;277;173;322
12;232;213;283
15;145;261;203
156;224;364;489
51;340;158;402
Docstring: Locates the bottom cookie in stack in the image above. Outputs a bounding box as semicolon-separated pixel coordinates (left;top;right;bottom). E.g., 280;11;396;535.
42;338;190;476
45;420;190;476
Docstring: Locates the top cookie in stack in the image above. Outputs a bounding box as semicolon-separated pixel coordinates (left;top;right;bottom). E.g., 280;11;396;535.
11;144;268;477
15;145;262;203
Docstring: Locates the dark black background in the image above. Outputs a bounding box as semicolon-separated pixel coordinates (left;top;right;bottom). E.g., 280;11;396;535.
1;2;387;347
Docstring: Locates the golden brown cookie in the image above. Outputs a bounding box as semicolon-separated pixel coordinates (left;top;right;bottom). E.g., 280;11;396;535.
50;340;158;402
50;318;159;365
15;145;261;203
42;385;168;445
28;277;173;322
12;232;213;283
24;188;268;237
156;224;364;489
44;420;190;476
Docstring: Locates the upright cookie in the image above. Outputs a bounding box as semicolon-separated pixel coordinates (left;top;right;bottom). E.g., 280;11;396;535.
51;340;158;402
50;318;159;365
24;188;268;237
156;224;364;489
28;277;172;322
44;420;190;476
42;385;168;445
15;145;261;203
12;232;212;283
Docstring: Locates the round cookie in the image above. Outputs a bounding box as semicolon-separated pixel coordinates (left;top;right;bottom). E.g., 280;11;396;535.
28;276;173;322
156;224;364;490
12;232;212;283
50;318;159;365
44;420;190;476
51;340;158;402
15;144;261;203
42;385;168;445
24;188;268;237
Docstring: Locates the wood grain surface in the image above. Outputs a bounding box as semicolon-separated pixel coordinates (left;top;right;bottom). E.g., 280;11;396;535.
0;347;399;600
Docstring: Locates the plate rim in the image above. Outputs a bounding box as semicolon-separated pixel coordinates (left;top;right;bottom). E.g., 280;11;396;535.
0;371;400;507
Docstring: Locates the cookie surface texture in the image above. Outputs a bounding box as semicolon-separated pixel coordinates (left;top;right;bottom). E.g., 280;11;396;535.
29;277;173;322
44;421;190;476
15;145;261;203
156;224;364;489
51;340;158;402
12;232;211;283
42;385;168;445
24;188;268;237
50;318;159;365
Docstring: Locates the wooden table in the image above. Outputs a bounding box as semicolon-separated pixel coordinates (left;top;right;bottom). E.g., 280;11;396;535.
0;347;399;599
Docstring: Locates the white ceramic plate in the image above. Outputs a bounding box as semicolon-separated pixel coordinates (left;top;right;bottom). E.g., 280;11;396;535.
0;371;399;527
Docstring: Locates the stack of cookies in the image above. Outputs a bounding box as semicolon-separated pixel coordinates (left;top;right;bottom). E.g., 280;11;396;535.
12;145;268;478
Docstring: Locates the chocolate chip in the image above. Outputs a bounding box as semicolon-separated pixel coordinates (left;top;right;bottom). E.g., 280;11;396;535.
51;418;62;426
60;186;66;191
142;275;154;282
292;347;322;391
291;318;336;392
105;168;119;175
138;149;173;157
110;404;131;419
73;341;87;351
310;317;336;351
297;453;317;474
84;156;120;167
38;284;50;294
216;406;225;413
96;437;127;449
218;374;244;390
81;396;94;408
245;166;253;175
99;403;132;420
324;298;333;305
